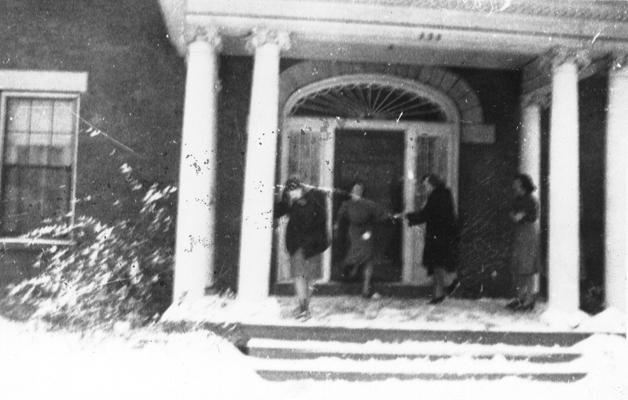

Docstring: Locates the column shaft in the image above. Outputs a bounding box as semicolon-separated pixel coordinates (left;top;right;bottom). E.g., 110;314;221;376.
520;103;542;187
548;61;580;313
520;101;542;294
237;34;285;300
605;64;628;313
173;36;220;300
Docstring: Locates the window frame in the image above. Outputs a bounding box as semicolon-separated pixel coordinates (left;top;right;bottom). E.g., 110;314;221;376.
0;70;87;246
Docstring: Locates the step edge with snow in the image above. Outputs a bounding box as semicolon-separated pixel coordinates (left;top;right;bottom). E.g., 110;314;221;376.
247;348;580;363
245;357;589;374
245;338;583;355
256;370;587;382
236;324;592;346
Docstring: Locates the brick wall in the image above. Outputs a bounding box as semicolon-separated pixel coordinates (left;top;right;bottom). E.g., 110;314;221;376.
0;0;185;286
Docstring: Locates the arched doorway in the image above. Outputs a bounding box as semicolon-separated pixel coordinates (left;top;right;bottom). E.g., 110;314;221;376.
275;73;462;288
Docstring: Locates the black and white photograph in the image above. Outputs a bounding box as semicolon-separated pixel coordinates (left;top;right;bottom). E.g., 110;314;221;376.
0;0;627;398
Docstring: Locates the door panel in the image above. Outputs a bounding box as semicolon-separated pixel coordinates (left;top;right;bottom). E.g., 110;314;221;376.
403;130;452;285
275;120;333;283
332;129;404;282
277;117;456;288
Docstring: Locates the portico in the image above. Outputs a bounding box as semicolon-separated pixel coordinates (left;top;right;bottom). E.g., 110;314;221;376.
159;0;628;330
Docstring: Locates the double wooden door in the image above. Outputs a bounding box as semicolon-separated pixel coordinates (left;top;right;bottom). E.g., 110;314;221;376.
275;117;455;286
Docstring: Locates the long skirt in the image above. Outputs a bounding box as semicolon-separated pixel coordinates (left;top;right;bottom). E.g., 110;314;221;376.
510;222;539;275
512;272;535;302
290;248;322;281
341;225;375;268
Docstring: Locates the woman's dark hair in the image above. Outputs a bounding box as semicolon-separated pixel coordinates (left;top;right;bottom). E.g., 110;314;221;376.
284;176;303;191
349;179;366;196
514;173;536;194
421;173;445;188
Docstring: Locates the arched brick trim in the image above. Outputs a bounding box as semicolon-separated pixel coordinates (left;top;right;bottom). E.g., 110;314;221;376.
279;61;483;124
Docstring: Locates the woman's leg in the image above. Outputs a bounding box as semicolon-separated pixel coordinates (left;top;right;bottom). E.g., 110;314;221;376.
512;274;535;310
520;274;536;306
291;249;310;316
433;267;446;299
362;261;374;297
294;276;309;310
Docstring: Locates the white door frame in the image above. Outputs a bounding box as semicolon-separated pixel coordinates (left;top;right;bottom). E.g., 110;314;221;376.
278;116;458;286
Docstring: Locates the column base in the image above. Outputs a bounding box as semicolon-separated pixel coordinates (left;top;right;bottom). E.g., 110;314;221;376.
575;307;626;334
540;307;590;330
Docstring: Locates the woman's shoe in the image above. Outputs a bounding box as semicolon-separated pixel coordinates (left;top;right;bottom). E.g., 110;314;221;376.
447;278;461;296
428;296;445;305
296;309;311;321
505;299;522;310
515;302;535;312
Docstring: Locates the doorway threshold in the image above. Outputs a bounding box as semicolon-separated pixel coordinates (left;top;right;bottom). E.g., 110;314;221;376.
272;282;432;298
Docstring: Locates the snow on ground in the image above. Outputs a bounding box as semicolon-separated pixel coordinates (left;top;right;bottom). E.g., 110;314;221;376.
163;294;626;333
0;318;270;400
0;317;626;400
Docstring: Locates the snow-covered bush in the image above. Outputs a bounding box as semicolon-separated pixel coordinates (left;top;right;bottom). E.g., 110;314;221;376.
1;166;176;329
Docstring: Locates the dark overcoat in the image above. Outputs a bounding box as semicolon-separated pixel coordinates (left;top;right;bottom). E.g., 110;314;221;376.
406;186;458;274
274;189;329;259
510;194;540;275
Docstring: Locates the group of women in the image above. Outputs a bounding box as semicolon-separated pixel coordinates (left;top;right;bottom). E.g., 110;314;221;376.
276;173;540;321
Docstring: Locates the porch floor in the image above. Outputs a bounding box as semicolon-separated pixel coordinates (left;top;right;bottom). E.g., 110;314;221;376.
163;295;625;335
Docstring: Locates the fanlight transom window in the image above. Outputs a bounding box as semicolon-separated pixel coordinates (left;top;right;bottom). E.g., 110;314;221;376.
288;82;448;122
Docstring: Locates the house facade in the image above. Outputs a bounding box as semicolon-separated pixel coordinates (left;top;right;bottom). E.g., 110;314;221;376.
158;0;628;323
0;0;626;325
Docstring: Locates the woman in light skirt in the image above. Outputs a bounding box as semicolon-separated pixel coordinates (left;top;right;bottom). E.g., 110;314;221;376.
506;173;540;311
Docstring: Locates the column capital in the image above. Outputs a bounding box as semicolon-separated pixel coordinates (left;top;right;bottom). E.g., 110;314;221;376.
185;25;223;50
610;52;628;71
539;47;591;73
245;28;291;53
521;89;551;109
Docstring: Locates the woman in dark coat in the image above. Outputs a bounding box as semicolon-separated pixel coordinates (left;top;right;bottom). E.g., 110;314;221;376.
506;173;539;311
275;177;329;320
399;174;458;304
336;181;388;298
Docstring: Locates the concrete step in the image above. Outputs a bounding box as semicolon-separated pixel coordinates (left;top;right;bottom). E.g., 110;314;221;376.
242;336;588;382
248;354;587;382
237;324;592;347
246;338;581;363
256;370;586;382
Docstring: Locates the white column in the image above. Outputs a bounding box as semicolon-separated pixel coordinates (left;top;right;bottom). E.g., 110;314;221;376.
547;49;588;315
520;96;545;295
238;29;291;300
605;56;628;314
519;100;543;188
173;27;221;301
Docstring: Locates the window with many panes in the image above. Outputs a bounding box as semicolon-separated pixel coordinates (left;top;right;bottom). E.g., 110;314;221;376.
0;94;79;236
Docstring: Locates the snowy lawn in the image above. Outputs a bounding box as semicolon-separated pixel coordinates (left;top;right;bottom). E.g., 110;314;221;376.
0;317;626;400
0;317;269;400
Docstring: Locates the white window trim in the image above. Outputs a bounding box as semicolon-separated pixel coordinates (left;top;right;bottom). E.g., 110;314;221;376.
0;70;88;93
0;69;87;246
0;237;74;250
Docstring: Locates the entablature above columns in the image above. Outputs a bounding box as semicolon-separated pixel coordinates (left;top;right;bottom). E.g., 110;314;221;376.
159;0;628;70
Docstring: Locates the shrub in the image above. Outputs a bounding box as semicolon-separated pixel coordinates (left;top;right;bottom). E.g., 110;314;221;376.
1;166;176;329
